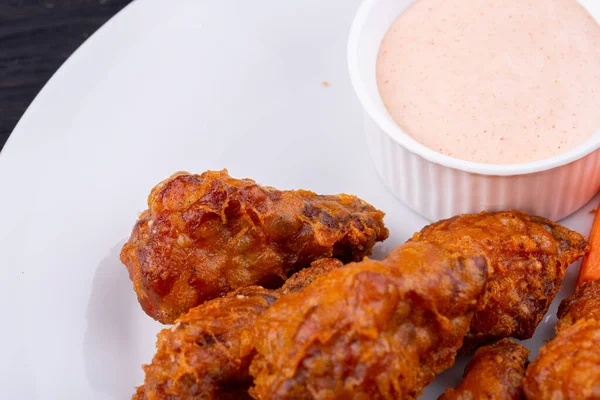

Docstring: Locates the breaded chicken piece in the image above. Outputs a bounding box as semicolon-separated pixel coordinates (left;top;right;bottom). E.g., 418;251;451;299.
524;319;600;400
249;242;489;400
556;279;600;332
133;258;344;400
411;211;588;350
121;170;388;324
524;279;600;400
439;339;529;400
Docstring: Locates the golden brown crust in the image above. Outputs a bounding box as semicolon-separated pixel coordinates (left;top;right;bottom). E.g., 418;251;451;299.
556;279;600;332
133;286;274;400
249;241;489;400
133;258;344;400
439;339;529;400
278;258;345;295
524;319;600;400
524;279;600;400
121;170;388;324
411;211;588;349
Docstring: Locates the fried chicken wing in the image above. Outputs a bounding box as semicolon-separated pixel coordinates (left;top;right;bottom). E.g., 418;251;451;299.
121;170;388;323
524;319;600;400
133;258;344;400
439;339;529;400
556;279;600;332
249;241;489;400
411;211;588;349
524;279;600;400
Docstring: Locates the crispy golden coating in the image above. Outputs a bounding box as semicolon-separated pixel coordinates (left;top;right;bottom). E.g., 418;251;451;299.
277;258;344;296
121;170;388;324
439;339;529;400
411;211;588;349
524;280;600;399
249;242;489;400
524;319;600;400
133;286;274;400
133;258;344;400
556;279;600;332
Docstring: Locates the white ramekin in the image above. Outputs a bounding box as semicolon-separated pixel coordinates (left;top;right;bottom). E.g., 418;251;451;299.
348;0;600;221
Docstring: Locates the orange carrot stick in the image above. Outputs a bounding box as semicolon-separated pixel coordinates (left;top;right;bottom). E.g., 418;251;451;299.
578;207;600;286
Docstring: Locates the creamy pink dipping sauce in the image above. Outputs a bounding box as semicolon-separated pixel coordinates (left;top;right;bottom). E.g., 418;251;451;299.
377;0;600;164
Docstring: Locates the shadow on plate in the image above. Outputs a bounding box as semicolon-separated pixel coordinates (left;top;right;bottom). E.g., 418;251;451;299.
83;240;161;398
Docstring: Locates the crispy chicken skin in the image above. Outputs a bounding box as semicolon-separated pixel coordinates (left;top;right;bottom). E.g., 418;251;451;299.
439;339;529;400
556;279;600;332
411;211;588;349
249;241;489;400
121;170;388;324
524;320;600;400
133;258;344;400
524;280;600;400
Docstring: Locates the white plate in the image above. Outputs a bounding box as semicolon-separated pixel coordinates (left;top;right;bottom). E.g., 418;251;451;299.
0;0;597;398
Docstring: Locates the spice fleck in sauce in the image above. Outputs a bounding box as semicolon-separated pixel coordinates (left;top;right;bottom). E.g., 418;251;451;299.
377;0;600;164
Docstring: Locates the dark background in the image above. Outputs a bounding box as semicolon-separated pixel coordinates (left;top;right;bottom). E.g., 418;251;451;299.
0;0;133;152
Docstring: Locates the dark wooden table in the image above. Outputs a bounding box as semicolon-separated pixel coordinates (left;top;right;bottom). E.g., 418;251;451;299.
0;0;133;152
